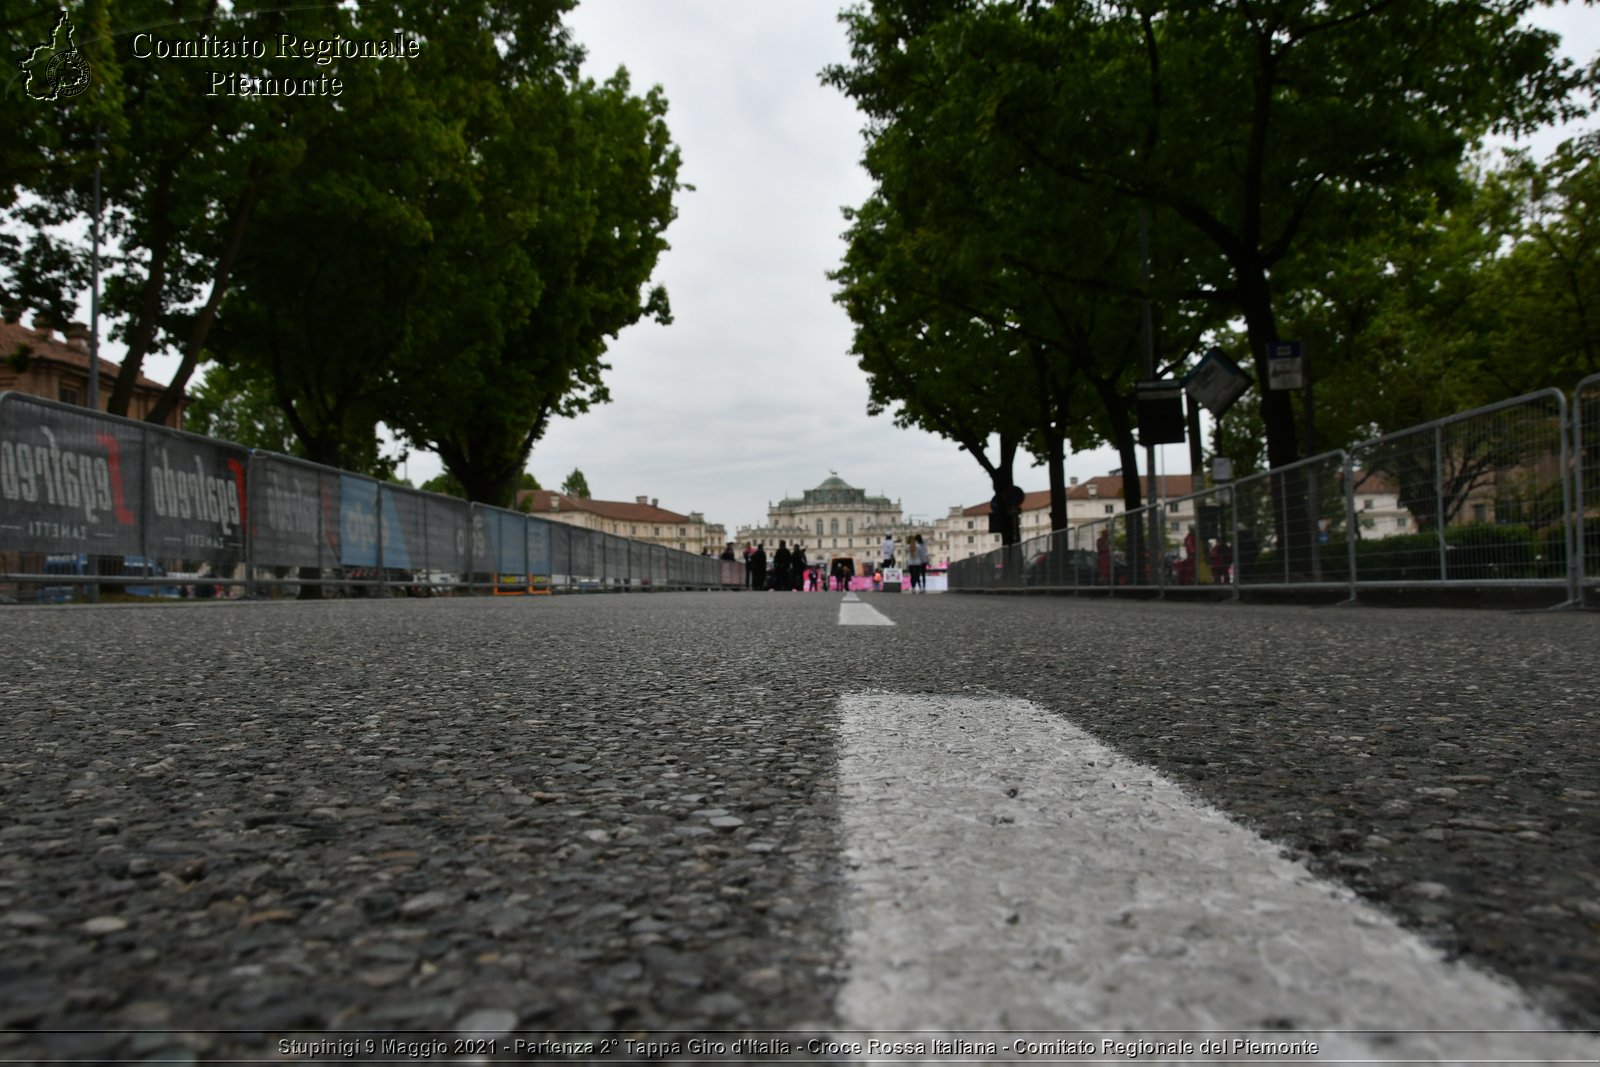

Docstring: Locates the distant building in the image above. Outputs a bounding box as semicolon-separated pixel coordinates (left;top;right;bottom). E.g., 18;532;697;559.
735;473;932;575
0;317;185;428
933;474;1203;566
517;490;714;555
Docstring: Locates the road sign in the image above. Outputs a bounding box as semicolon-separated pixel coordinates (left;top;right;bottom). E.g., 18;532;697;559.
1136;380;1186;445
1183;349;1251;417
1268;341;1305;390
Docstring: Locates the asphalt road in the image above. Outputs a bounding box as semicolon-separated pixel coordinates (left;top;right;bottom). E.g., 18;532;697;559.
0;591;1594;1063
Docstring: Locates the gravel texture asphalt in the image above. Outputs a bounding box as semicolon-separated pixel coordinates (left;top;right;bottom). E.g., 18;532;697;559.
0;591;1595;1063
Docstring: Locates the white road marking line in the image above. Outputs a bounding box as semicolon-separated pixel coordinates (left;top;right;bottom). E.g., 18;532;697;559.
835;692;1599;1062
839;596;895;626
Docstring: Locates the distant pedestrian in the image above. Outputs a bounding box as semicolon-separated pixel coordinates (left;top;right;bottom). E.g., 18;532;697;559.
745;543;758;590
791;544;808;591
752;543;768;591
772;541;791;592
881;531;895;570
911;534;929;591
720;542;736;562
832;556;854;593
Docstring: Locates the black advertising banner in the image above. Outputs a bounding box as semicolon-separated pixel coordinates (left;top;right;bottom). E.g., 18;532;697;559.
0;395;146;557
250;455;339;569
385;489;428;572
142;432;250;565
423;493;469;575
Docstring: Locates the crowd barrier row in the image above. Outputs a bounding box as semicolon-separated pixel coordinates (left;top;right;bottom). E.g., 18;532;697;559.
0;392;742;602
951;380;1600;607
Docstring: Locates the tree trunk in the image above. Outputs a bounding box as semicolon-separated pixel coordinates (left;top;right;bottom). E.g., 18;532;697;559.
1238;269;1315;576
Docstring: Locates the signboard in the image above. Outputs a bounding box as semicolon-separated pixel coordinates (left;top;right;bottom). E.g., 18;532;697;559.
250;455;338;569
1268;341;1305;391
337;476;415;570
882;566;903;592
0;395;144;556
1136;380;1186;445
1183;349;1252;418
141;434;249;565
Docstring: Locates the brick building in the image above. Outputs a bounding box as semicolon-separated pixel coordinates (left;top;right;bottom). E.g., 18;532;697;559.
0;317;185;427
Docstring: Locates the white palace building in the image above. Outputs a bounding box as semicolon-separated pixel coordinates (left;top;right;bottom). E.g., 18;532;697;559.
733;474;934;575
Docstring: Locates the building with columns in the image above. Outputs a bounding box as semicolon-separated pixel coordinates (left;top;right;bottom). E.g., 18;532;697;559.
735;473;933;575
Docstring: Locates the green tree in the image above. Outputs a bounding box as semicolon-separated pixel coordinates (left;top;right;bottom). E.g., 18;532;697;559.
560;468;591;498
829;0;1584;566
828;2;1219;547
183;362;297;454
387;68;683;507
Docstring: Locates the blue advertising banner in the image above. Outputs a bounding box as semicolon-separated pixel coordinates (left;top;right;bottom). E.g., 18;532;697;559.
338;477;414;570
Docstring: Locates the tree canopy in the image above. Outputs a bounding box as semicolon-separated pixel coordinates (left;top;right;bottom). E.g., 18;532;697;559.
3;0;681;508
827;0;1590;528
560;468;592;498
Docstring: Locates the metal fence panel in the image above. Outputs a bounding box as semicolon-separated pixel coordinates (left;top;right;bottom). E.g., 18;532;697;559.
487;507;526;575
1348;391;1568;586
0;393;145;558
336;476;385;568
142;433;249;568
551;522;572;587
383;487;428;573
1575;375;1599;602
249;454;338;570
570;527;596;585
1230;451;1349;587
526;518;552;586
424;493;469;576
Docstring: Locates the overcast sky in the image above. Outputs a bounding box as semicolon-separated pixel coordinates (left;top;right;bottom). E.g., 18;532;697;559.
137;2;1597;535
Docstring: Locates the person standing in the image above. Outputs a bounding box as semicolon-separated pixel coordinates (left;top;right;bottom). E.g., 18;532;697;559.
832;556;854;593
752;543;768;592
772;541;791;592
744;543;758;590
881;530;895;571
791;544;808;591
912;534;930;592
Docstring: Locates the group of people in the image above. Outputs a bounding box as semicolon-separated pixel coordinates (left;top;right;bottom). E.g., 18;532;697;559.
720;532;932;592
724;540;816;591
881;531;931;592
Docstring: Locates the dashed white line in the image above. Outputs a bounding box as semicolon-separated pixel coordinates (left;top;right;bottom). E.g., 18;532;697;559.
834;691;1599;1062
839;594;895;626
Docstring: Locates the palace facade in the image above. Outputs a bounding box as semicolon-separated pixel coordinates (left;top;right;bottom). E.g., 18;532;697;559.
734;474;933;574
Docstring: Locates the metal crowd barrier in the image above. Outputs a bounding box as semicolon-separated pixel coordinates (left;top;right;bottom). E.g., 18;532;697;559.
0;393;732;603
1576;374;1600;606
952;386;1593;606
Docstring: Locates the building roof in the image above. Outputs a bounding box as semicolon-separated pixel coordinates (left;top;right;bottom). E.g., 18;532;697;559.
518;489;695;524
959;475;1203;517
777;473;894;509
0;319;171;393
